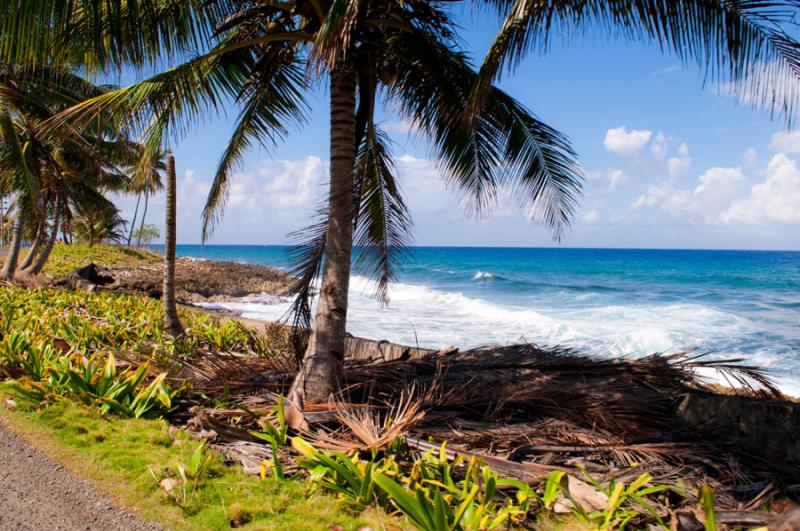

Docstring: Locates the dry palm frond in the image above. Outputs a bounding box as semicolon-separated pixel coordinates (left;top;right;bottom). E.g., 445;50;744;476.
174;350;297;393
303;387;425;453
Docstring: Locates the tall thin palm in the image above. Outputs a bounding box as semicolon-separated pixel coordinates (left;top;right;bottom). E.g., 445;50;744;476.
163;154;183;336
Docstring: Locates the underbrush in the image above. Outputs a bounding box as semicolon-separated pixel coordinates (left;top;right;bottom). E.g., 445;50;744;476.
0;285;287;363
0;285;734;530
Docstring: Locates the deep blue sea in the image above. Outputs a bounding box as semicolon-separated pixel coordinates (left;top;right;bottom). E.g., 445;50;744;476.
160;245;800;393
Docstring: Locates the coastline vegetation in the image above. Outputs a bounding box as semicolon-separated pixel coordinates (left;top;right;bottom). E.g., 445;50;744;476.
0;284;789;530
2;1;800;529
7;0;798;407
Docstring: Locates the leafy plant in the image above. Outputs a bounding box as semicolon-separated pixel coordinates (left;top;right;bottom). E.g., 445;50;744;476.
9;350;178;419
566;469;682;530
292;436;396;510
252;394;291;480
699;485;717;531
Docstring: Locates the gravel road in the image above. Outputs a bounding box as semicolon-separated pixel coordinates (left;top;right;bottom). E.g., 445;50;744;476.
0;419;159;531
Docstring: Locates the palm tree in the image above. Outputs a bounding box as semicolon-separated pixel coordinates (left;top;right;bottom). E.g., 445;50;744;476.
163;154;183;336
43;2;583;404
127;152;165;248
73;205;127;246
0;108;37;280
0;63;138;277
6;1;800;403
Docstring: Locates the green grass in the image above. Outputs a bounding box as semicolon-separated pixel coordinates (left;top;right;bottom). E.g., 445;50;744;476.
0;390;394;530
0;242;159;277
41;242;161;277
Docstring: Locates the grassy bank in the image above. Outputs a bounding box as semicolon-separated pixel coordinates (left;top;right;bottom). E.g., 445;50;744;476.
41;242;161;277
0;242;160;278
0;393;390;530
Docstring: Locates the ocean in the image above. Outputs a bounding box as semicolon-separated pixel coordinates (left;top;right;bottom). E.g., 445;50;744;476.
163;245;800;394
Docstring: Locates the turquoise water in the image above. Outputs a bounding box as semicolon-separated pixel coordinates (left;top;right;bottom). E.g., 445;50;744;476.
162;245;800;392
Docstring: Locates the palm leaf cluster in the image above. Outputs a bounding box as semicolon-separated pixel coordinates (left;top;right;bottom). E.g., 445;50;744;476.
0;64;151;276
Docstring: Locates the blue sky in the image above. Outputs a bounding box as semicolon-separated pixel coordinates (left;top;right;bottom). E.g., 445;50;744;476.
114;8;800;250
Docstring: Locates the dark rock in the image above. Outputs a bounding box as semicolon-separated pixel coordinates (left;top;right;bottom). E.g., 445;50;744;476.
677;392;800;461
70;263;112;287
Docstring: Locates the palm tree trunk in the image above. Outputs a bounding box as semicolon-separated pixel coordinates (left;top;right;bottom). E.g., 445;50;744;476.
1;209;26;280
163;155;183;336
18;220;44;270
127;191;142;246
289;65;357;406
136;194;149;247
28;203;62;275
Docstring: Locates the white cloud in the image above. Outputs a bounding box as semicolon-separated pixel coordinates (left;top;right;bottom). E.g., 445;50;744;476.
667;143;692;178
586;168;626;190
693;166;745;196
742;147;758;167
649;132;670;159
580;209;599;224
769;131;800;154
383;120;421;135
260;156;325;210
630;165;747;224
604;127;653;155
721;154;800;226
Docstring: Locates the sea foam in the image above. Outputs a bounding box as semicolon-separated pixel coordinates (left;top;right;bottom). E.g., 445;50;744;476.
202;275;786;376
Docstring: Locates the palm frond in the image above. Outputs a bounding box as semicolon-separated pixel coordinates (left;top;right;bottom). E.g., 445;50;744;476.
388;29;582;238
202;53;309;241
0;109;39;215
0;0;223;72
310;0;363;68
352;125;412;304
474;0;800;124
285;209;328;361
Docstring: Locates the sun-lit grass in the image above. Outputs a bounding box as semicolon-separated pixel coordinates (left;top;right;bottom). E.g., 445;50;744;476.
0;394;392;530
39;242;161;277
3;242;156;277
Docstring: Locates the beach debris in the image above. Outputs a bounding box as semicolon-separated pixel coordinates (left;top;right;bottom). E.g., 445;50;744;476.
167;341;798;522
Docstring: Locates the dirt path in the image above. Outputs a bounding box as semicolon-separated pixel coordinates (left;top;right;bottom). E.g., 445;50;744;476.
0;420;159;531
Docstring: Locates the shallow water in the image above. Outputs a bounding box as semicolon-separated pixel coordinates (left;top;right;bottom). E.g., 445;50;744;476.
159;245;800;394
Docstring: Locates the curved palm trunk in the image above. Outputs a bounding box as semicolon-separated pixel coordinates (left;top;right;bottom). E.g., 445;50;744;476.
18;221;44;270
289;65;357;406
136;194;149;247
1;210;26;280
127;192;142;246
163;155;183;336
28;203;62;275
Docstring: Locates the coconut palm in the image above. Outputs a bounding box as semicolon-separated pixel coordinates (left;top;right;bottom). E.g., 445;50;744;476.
73;205;127;246
5;1;800;403
41;1;584;404
0;63;138;277
126;152;165;247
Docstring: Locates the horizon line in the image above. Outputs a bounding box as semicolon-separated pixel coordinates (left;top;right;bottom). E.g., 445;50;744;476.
152;243;800;253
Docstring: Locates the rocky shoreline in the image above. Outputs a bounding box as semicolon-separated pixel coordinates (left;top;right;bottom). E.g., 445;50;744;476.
56;255;293;303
